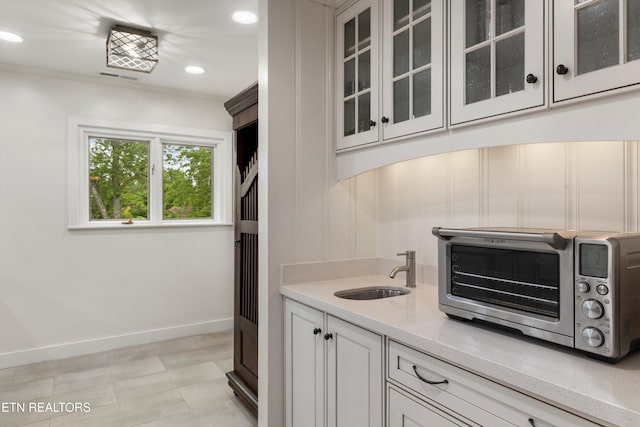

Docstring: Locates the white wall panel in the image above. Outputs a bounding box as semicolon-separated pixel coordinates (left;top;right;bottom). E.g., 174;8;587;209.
365;140;637;277
522;142;568;229
375;163;400;259
573;142;625;231
355;171;376;258
449;149;481;228
486;145;521;227
422;154;449;267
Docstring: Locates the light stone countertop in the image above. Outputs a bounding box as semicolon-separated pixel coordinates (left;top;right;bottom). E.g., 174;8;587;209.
281;274;640;427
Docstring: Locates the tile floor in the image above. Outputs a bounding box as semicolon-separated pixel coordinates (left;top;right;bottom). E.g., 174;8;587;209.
0;330;257;427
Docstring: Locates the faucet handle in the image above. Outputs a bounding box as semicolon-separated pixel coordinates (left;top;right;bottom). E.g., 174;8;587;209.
396;250;416;258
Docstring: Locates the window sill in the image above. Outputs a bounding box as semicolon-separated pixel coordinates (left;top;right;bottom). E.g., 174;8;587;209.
68;220;234;230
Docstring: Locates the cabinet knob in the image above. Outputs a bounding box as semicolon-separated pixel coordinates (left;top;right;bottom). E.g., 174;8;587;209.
528;418;536;427
313;328;321;335
369;120;376;128
381;116;389;124
323;333;333;341
526;73;538;84
556;64;569;75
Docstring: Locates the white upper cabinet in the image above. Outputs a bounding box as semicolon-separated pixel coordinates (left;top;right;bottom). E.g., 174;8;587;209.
554;0;640;102
337;0;379;150
449;0;545;125
336;0;444;150
381;0;444;140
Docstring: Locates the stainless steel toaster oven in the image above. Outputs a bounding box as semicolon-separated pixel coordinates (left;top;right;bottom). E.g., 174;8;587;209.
433;227;640;362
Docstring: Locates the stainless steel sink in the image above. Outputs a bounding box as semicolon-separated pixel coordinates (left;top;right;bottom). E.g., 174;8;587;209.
334;286;411;300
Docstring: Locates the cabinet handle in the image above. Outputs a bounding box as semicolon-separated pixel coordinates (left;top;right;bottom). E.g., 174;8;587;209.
528;418;536;427
381;116;389;124
412;365;449;385
313;328;321;335
556;64;569;75
369;120;377;128
526;74;538;84
324;333;333;340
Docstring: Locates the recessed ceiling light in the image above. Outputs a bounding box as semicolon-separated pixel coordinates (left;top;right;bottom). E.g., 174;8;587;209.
0;31;24;43
232;11;257;24
185;66;205;75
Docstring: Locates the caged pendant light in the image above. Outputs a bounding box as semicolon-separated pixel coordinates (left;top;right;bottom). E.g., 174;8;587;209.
106;25;158;73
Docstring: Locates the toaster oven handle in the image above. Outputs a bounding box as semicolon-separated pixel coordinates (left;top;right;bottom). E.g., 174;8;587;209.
431;227;566;250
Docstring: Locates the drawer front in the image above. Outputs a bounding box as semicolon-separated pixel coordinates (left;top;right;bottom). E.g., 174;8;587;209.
387;340;601;427
388;385;475;427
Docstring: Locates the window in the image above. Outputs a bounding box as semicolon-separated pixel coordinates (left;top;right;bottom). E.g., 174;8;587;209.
69;117;232;228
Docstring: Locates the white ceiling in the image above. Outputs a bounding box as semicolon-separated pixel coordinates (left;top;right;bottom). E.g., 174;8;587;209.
0;0;258;99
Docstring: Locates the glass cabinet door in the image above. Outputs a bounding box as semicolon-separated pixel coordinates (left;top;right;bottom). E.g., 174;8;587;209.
450;0;544;125
382;0;444;140
554;0;640;102
337;0;379;150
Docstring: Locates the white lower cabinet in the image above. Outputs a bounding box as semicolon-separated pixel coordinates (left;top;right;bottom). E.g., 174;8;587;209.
285;297;600;427
284;298;383;427
387;340;600;427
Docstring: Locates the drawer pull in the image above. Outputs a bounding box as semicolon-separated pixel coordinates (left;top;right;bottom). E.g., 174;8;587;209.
412;365;449;385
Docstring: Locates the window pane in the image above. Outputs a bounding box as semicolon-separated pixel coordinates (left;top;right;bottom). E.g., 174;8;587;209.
344;98;356;136
394;29;410;77
466;0;491;48
163;144;213;219
358;8;371;50
358;93;371;132
394;77;410;123
413;18;432;69
89;138;149;221
496;0;525;36
394;0;410;30
627;0;640;62
345;58;355;96
414;0;432;20
413;69;432;118
577;0;619;75
358;50;371;91
496;32;525;97
466;45;492;104
344;18;356;57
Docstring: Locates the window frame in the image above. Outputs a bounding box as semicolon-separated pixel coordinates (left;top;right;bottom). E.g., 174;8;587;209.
68;117;232;229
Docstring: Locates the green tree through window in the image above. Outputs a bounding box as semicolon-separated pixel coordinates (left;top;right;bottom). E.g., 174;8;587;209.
163;144;213;219
89;138;149;220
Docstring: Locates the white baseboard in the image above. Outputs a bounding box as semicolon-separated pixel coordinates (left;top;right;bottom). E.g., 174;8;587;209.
0;318;233;369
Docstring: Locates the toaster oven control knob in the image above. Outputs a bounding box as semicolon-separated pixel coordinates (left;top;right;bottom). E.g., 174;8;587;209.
576;281;590;293
581;327;605;348
581;299;604;319
596;284;609;295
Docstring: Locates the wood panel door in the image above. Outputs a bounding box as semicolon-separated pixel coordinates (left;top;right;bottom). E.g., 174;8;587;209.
234;139;258;395
224;83;258;415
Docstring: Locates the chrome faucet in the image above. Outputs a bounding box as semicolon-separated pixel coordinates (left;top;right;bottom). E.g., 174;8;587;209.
389;250;416;288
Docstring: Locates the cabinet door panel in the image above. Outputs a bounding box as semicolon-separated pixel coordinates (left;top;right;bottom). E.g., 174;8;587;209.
382;0;444;140
554;0;640;102
285;300;325;427
337;0;379;149
451;0;544;125
326;315;383;427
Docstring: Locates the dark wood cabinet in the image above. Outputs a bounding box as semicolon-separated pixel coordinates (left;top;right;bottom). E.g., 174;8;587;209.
224;83;258;415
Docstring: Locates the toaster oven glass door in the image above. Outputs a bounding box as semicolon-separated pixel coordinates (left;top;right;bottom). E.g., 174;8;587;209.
450;245;560;318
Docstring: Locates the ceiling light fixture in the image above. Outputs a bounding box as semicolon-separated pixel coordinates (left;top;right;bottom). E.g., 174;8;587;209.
185;66;205;75
0;31;24;43
107;25;158;73
232;11;258;24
